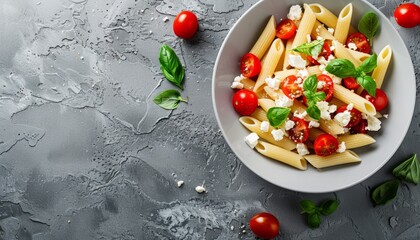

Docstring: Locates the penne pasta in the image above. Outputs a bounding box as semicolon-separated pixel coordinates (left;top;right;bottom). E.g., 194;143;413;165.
332;40;361;66
305;150;361;169
255;141;307;170
311;21;335;40
241;78;256;90
282;38;295;70
337;134;376;149
333;84;376;116
250;107;269;122
347;49;371;63
372;45;392;89
308;3;338;28
258;98;276;112
250;16;277;59
334;3;353;44
292;4;317;48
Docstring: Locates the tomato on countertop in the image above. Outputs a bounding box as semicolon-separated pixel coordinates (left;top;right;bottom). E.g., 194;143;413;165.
394;3;420;28
173;10;199;39
249;212;280;239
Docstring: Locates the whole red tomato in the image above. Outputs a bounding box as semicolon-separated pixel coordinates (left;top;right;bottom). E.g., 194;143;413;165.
249;212;280;239
232;89;258;116
173;10;199;39
394;3;420;28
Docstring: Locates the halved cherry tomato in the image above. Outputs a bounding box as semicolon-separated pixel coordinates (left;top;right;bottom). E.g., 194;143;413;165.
232;89;258;116
276;19;297;39
240;53;262;78
173;10;199;39
249;212;280;239
306;56;320;66
360;88;389;111
314;134;338;156
346;32;371;54
288;117;309;143
342;77;360;90
336;105;362;128
281;75;303;99
350;119;368;134
394;3;420;28
320;41;332;59
317;74;334;101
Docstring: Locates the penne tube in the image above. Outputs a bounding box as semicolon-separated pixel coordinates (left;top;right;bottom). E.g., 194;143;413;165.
337;134;376;149
309;127;325;141
292;4;317;48
333;84;376;115
255;141;307;170
282;38;295;70
347;49;371;63
274;69;298;80
250;16;277;59
305;150;361;169
308;3;357;32
329;97;346;108
334;3;353;44
253;39;284;92
241;78;256;90
332;40;361;67
311;21;335;40
258;98;276;112
372;45;392;89
264;86;281;101
250;107;269;122
239;117;296;150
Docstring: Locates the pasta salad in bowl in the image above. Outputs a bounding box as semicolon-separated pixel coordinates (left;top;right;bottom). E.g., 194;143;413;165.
212;0;416;193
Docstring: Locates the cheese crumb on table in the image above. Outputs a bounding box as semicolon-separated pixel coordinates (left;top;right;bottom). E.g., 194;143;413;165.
195;185;206;193
177;180;184;187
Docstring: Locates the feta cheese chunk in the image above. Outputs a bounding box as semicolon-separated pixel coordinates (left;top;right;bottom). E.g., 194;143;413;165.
195;185;206;193
275;95;294;107
337;142;346;153
317;80;325;89
271;129;284;141
347;103;354;110
364;114;382;131
309;120;320;128
288;54;307;69
265;76;281;90
306;34;312;43
316;101;337;120
285;120;295;130
234;74;245;82
296;143;310;156
177;180;184;187
287;5;302;21
327;28;335;34
244;132;259;148
334;111;351;127
348;42;358;51
260;121;270;132
294;110;307;119
297;68;309;79
163;17;170;22
231;82;244;89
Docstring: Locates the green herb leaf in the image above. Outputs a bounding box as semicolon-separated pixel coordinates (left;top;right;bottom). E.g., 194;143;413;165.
356;75;377;97
312;91;326;102
358;12;379;47
266;107;291;128
325;59;358;78
153;89;188;110
356;53;377;74
159;44;185;90
293;39;325;57
303;74;318;92
319;200;339;216
371;179;400;205
308;213;321;229
306;104;321;121
300;200;317;214
393;154;420;184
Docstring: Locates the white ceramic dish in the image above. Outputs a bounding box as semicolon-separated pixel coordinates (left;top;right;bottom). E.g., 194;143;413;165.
212;0;416;193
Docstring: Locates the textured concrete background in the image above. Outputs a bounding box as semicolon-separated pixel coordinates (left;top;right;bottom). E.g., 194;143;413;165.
0;0;419;239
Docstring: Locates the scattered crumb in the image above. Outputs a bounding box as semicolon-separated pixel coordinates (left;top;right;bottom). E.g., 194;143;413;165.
389;216;398;228
163;17;169;22
195;185;206;193
67;220;71;223
80;56;84;60
383;114;389;119
230;225;234;231
149;30;153;34
177;180;184;187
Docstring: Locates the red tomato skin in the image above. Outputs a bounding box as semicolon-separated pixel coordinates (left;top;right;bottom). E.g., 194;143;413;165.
173;10;199;39
240;53;262;78
336;105;362;128
314;134;339;156
317;74;334;101
276;19;297;39
361;89;389;111
307;56;320;66
249;212;280;239
288;117;310;143
350;119;368;134
342;77;360;90
232;89;258;116
394;3;420;28
346;32;371;54
320;41;332;59
281;75;303;99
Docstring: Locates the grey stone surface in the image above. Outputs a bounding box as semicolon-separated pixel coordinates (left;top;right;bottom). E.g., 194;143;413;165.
0;0;419;239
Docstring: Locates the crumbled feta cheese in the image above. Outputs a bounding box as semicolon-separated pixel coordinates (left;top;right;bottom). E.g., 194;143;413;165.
317;80;325;89
285;120;295;130
334;111;351;126
294;110;307;119
234;74;245;82
306;34;312;43
383;114;389;119
288;54;307;69
271;129;284;141
347;103;354;110
287;5;302;21
163;17;169;22
316;36;324;41
244;133;259;148
177;180;184;187
318;56;328;65
316;28;320;33
328;55;335;61
318;64;326;71
297;68;309;79
275;94;294;107
260;121;270;132
348;42;358;51
296;143;310;156
337;142;346;153
309;120;320;128
316;101;336;120
330;45;336;51
327;28;335;34
364;114;382;131
231;82;244;89
265;76;281;90
195;185;206;193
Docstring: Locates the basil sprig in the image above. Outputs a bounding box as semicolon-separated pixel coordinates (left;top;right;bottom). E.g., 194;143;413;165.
292;39;325;57
358;12;379;47
325;54;377;96
303;74;326;120
393;154;420;184
267;107;291;128
371;179;400;205
300;199;339;228
153;89;188;110
159;44;185;90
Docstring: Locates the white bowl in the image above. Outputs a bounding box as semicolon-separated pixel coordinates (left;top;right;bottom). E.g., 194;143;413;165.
212;0;416;193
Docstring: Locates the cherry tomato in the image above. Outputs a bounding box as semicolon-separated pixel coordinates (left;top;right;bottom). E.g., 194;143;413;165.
314;134;338;156
320;41;332;59
281;75;303;99
173;10;199;39
394;3;420;28
342;77;360;90
360;88;389;111
336;105;362;128
350;119;368;134
249;212;280;239
232;89;258;116
317;74;334;101
288;117;309;143
306;56;320;66
276;19;297;39
240;53;262;78
346;32;371;54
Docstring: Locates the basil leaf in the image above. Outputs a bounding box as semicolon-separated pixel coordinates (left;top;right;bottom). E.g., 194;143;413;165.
358;12;379;47
371;179;400;205
308;213;321;229
303;91;314;102
266;107;291;128
356;75;377;97
357;53;377;74
320;200;339;216
293;39;325;57
306;104;321;121
159;44;185;90
325;59;358;78
303;74;318;92
153;89;188;110
312;91;326;102
300;200;317;214
393;154;420;184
